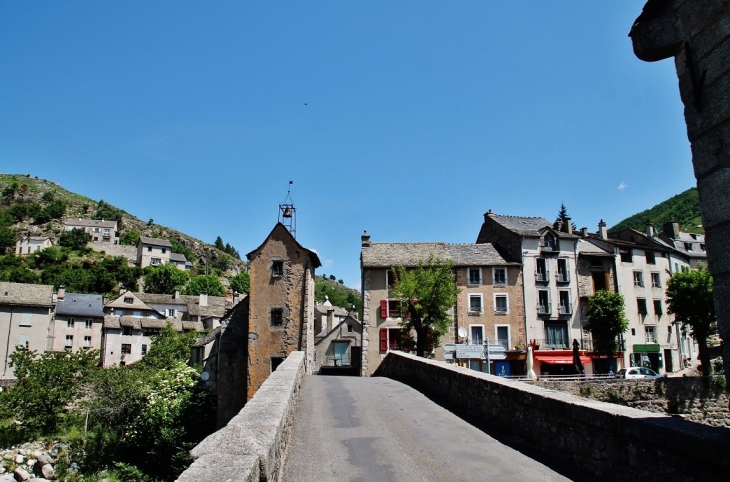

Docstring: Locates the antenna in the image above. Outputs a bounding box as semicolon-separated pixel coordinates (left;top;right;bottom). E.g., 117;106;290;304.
278;180;296;238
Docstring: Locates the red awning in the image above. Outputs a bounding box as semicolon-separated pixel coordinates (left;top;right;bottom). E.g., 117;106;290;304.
534;354;591;365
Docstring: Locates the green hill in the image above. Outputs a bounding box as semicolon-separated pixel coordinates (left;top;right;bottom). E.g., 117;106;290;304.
610;187;703;234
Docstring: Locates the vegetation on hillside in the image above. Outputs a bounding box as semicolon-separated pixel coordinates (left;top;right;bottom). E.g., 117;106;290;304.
315;274;362;316
610;187;703;234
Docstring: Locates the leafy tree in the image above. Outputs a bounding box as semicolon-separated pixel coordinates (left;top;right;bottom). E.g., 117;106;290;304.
666;267;716;375
555;203;577;231
169;238;195;262
59;227;90;250
34;199;66;224
214;236;225;251
0;226;15;254
2;181;18;204
229;271;250;294
223;242;240;259
0;345;99;435
120;229;141;246
329;274;336;281
140;322;199;370
144;263;190;294
584;290;628;372
390;257;460;357
184;275;226;297
7;202;40;222
94;200;124;223
41;190;55;202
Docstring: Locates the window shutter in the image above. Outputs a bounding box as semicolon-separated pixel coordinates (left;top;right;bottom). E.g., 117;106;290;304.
380;328;388;352
380;299;388;318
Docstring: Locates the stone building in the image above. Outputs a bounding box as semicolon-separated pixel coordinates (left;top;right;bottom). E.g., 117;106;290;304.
360;233;525;376
63;218;118;244
52;288;104;352
136;236;173;268
15;236;52;255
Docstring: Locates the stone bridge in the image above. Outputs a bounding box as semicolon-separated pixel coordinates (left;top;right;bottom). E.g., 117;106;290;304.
178;351;730;481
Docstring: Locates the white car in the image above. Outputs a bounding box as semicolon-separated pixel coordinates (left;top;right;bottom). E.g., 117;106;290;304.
616;367;663;379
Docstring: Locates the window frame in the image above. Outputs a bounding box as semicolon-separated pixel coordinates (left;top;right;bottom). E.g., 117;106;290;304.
65;335;73;348
469;324;485;345
633;271;644;287
121;343;132;354
646;251;656;264
495;325;510;350
558;290;571;314
492;267;507;285
467;267;482;286
67;318;75;328
493;293;509;314
468;293;483;314
651;272;661;288
271;260;284;278
270;307;284;327
83;336;91;348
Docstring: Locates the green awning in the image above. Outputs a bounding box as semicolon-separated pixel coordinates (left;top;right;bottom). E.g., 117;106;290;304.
633;343;660;353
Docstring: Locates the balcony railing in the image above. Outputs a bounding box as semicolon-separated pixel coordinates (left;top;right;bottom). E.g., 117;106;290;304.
556;272;570;283
535;271;550;282
558;304;572;315
321;354;351;367
497;338;510;350
578;338;626;352
537;303;551;314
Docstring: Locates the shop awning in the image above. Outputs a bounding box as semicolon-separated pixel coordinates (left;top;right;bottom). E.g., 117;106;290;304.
534;354;591;365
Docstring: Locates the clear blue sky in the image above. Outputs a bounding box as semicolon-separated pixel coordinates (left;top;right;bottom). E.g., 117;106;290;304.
0;1;693;289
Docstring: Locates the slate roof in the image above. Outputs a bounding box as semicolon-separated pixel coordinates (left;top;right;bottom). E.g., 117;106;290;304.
488;214;552;236
103;315;183;331
361;242;519;268
246;222;322;268
105;292;156;311
0;282;54;307
134;292;228;318
18;236;50;242
314;302;349;318
56;293;105;317
64;219;117;229
139;236;172;248
577;239;614;257
170;253;187;263
193;326;221;347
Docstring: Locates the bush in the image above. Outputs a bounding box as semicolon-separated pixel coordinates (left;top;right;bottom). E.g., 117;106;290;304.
59;228;90;250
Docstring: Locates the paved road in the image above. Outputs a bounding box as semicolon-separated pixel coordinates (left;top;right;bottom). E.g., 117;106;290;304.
283;376;572;482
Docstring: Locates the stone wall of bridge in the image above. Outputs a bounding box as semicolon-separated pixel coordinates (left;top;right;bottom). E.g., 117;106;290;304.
374;351;730;481
177;351;305;482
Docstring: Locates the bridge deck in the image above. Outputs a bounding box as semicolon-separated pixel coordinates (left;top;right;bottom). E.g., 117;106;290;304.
283;376;571;482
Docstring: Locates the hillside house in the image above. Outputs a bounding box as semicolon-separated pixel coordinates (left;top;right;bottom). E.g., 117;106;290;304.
64;218;119;244
15;236;52;255
52;288;104;352
137;237;172;268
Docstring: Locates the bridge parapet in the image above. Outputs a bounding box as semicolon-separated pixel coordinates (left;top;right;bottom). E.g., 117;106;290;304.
374;351;730;481
177;351;305;482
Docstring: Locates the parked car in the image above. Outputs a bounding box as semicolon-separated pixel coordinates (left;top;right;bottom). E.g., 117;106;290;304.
615;367;663;379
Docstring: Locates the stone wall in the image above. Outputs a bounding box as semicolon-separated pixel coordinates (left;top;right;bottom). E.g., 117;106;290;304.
177;351;305;482
537;377;730;428
88;243;137;264
374;351;730;481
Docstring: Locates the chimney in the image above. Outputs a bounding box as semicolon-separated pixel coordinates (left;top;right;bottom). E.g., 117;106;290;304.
225;288;233;302
580;227;588;238
554;220;563;232
361;230;371;247
349;304;358;320
564;218;572;234
663;221;680;239
645;221;654;237
199;293;208;307
483;209;494;222
598;220;608;240
327;308;335;332
57;285;65;301
174;290;180;300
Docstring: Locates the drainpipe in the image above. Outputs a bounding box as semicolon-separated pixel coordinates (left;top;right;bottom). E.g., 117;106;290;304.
2;307;14;379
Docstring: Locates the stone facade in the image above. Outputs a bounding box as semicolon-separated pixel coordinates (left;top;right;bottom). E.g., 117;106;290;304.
630;0;730;377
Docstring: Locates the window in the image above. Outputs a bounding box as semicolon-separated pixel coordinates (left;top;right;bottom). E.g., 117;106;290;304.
620;249;632;263
166;308;175;317
20;313;32;326
545;323;568;349
700;244;706;252
645;326;656;344
468;268;482;285
631;328;636;336
386;270;396;288
83;336;91;348
468;294;483;314
470;325;484;345
85;320;93;330
544;233;556;250
651;272;661;288
654;299;662;319
558;291;571;314
150;258;161;266
379;328;402;352
122;326;132;336
142;344;148;355
271;308;284;326
124;297;133;304
67;318;75;328
65;335;73;348
147;246;152;252
272;260;284;278
646;251;656;264
684;242;693;251
493;268;507;285
143;328;160;336
536;259;548;282
496;326;510;350
556;259;569;282
380;299;402;318
347;324;353;333
633;271;644;287
121;344;132;354
667;326;673;343
161;248;166;254
538;290;550;314
675;262;680;273
637;298;648;320
494;294;508;313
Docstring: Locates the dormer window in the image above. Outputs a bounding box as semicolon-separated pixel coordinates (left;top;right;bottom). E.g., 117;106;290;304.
124;297;133;304
544;233;555;250
684;242;693;251
272;260;284;278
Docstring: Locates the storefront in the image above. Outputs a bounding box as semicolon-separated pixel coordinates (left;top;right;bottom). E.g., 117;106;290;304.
631;343;663;372
588;352;624;375
534;350;591;377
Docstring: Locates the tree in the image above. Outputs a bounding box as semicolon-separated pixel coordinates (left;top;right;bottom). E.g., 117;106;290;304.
555;203;577;231
584;290;628;372
0;226;15;254
184;274;226;297
59;227;90;250
139;322;199;370
144;263;190;294
120;229;141;246
229;271;250;294
214;236;225;251
666;267;716;375
390;257;460;357
2;181;18;205
94;200;124;223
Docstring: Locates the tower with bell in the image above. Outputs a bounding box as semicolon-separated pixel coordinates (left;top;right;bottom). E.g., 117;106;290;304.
278;180;296;238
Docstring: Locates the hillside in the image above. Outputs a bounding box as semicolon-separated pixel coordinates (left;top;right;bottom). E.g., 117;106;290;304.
0;173;247;291
315;275;362;315
610;187;703;234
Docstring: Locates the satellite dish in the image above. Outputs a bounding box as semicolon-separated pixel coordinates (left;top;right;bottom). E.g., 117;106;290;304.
201;371;210;381
457;327;467;338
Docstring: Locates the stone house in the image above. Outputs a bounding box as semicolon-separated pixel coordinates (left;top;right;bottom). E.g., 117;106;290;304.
52;288;104;352
476;211;586;377
314;312;362;374
360;233;525;377
64;218;119;244
314;297;349;335
655;221;707;269
0;282;54;380
137;237;173;268
15;236;52;255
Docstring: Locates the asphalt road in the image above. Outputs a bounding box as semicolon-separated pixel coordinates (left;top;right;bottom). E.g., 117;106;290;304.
282;376;572;482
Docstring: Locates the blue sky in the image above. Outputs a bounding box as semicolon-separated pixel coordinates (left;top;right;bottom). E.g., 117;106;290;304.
0;1;693;289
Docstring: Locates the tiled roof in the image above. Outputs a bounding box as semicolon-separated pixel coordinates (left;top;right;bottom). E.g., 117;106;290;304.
18;236;50;242
170;253;187;263
182;321;205;332
64;219;117;229
139;236;172;248
193;326;221;347
0;282;54;307
314;303;349;317
134;292;228;318
106;292;156;311
578;239;614;256
246;223;322;268
104;315;183;331
489;214;552;236
56;293;105;317
361;242;518;268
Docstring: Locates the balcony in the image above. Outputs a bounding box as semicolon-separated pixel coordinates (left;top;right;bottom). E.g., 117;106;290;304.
497;338;510;350
535;271;550;282
537;303;551;315
558;304;572;315
534;338;569;350
556;272;570;283
321;354;351;367
579;338;625;352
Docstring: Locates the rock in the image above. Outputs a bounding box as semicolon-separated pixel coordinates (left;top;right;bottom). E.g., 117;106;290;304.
15;455;24;464
2;455;13;462
25;460;35;468
13;467;31;481
40;464;54;480
68;462;78;474
0;475;15;482
34;454;53;467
